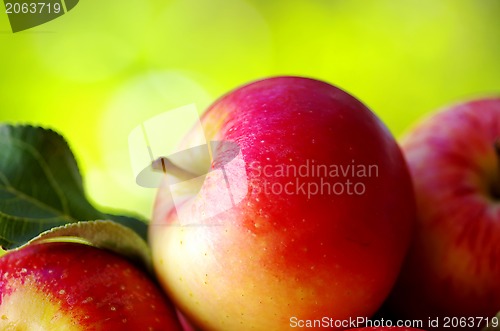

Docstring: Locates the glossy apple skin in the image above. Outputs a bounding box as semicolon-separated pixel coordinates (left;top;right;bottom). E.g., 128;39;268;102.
150;77;416;330
0;242;182;331
392;98;500;324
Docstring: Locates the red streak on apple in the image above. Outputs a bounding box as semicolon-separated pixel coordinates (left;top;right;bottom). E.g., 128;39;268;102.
151;77;415;330
0;242;183;330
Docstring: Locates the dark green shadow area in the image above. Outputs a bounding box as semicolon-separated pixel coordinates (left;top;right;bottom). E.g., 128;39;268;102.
65;0;78;11
4;0;69;33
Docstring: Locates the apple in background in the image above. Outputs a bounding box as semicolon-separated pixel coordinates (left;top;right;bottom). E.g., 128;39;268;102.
0;242;183;330
391;98;500;325
150;76;415;330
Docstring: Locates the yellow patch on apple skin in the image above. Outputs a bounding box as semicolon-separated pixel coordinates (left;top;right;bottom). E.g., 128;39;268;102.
0;275;81;331
151;220;368;331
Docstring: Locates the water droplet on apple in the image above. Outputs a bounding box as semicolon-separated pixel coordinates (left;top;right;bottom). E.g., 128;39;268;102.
82;297;93;304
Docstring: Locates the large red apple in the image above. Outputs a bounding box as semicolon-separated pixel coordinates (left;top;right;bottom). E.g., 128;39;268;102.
0;242;183;330
392;98;500;326
150;76;415;330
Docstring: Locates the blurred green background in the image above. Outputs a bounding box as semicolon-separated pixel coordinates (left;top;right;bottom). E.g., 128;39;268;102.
1;0;499;219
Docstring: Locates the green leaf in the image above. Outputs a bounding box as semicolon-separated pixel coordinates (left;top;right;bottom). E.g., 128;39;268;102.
17;220;152;272
0;125;147;249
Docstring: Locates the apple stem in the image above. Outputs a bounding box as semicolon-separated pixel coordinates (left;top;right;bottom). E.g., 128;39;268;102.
152;157;197;181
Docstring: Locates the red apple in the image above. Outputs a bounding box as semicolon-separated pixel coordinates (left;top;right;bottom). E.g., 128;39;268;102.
392;98;500;325
150;76;415;330
0;242;183;330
